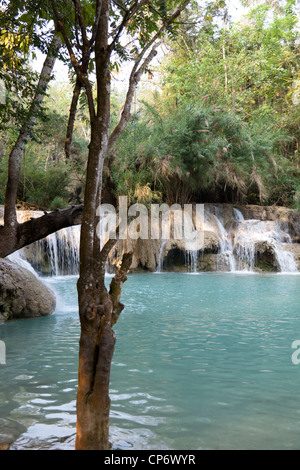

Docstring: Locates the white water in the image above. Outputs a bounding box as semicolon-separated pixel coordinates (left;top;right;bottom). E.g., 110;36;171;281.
232;210;298;273
156;206;299;274
4;207;299;275
185;250;199;273
7;250;39;277
157;240;167;273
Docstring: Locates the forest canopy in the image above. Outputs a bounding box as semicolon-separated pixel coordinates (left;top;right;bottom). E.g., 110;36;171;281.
1;0;300;210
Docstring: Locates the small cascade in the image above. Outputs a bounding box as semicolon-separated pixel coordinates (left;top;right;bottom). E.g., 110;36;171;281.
233;207;245;222
205;206;299;273
7;250;39;277
213;215;237;272
204;206;237;271
157;240;167;273
233;218;298;273
21;226;81;276
274;246;298;273
185;250;199;273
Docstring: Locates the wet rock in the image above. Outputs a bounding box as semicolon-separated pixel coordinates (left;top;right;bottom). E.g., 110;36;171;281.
0;418;27;447
0;258;56;321
254;241;278;271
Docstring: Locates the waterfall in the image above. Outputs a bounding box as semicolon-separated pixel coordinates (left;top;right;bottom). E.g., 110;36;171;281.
185;250;199;273
233;208;245;222
20;226;81;276
205;206;299;274
233;218;298;273
157;240;167;273
3;207;298;275
274;246;298;273
213;215;237;272
7;250;40;277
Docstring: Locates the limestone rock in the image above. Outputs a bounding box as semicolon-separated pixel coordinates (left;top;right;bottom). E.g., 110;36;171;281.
0;258;56;321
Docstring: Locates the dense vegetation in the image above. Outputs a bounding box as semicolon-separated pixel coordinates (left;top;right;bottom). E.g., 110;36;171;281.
1;0;300;210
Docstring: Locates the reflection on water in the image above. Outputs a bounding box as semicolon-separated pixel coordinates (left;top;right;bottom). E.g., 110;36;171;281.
0;273;300;450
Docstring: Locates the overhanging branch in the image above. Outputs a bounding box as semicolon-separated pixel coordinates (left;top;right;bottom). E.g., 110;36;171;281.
0;205;83;259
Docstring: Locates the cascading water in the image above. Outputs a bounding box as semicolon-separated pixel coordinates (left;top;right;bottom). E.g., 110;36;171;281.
7;250;40;277
194;206;298;274
157;240;167;273
12;210;112;276
20;226;81;276
232;210;298;273
185;250;199;273
213;215;237;272
3;207;298;275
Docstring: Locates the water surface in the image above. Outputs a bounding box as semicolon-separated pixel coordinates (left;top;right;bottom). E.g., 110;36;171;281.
0;272;300;450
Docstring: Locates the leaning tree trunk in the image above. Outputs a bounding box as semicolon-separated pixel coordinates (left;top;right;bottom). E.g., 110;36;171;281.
1;32;61;256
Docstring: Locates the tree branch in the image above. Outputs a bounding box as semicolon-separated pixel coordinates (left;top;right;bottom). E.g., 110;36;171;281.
108;0;148;52
72;0;89;47
108;0;190;150
0;205;83;258
65;78;82;159
108;43;159;150
90;0;103;46
50;0;96;120
109;251;133;326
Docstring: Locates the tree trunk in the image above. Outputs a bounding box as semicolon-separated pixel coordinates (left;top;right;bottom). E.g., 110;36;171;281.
46;0;190;451
75;0;116;450
4;33;61;231
1;32;61;257
76;270;115;450
75;249;132;450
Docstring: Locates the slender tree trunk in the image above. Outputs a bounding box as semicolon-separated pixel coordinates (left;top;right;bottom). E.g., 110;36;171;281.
2;32;61;255
4;33;61;228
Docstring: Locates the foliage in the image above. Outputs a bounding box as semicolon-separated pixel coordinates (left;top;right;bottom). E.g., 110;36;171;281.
49;195;67;210
17;163;71;209
1;0;299;210
0;79;88;209
109;0;299;209
109;102;293;205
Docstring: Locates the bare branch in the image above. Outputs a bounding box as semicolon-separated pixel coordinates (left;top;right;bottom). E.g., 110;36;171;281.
90;0;103;46
50;0;96;120
0;205;83;258
72;0;89;47
108;0;148;51
108;0;190;150
65;79;82;159
111;0;128;13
